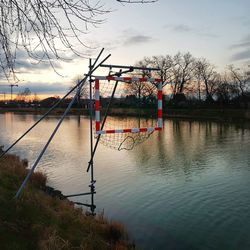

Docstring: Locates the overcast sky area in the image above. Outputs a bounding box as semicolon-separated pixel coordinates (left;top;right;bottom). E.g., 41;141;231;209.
1;0;250;98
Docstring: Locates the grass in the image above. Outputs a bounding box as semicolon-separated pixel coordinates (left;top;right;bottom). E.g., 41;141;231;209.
0;154;135;250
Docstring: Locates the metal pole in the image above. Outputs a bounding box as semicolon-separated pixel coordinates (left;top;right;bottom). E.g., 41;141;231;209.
14;49;111;198
87;70;122;172
89;58;96;214
89;58;94;184
15;78;87;198
100;64;160;71
0;49;110;159
10;85;13;101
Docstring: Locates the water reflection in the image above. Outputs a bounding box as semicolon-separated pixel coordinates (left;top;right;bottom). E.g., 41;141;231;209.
1;113;250;250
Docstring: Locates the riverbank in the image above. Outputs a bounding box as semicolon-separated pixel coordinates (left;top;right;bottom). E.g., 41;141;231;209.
0;107;250;122
0;153;134;249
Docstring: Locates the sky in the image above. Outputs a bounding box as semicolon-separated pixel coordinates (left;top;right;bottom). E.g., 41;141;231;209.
1;0;250;99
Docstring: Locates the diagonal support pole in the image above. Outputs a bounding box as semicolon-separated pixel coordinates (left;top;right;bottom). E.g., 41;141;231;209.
86;70;122;172
0;49;110;159
14;51;111;199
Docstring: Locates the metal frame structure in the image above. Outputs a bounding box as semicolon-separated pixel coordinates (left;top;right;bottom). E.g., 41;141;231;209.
0;53;164;216
94;76;163;135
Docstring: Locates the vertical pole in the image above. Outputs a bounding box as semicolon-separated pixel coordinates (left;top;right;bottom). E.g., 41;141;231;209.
89;58;95;214
87;70;122;172
10;85;13;101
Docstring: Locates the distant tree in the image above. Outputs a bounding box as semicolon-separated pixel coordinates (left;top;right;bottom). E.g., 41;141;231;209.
194;58;217;102
215;73;233;104
171;52;195;100
32;93;40;103
135;55;174;86
69;75;90;107
228;65;250;97
16;87;31;102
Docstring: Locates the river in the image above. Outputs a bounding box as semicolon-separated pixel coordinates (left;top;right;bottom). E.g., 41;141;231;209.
0;112;250;249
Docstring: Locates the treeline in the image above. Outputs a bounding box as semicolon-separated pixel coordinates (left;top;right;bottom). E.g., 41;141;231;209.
131;52;250;108
1;52;249;110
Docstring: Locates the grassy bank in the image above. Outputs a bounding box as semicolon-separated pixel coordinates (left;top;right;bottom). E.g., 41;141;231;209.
0;107;250;122
0;153;134;250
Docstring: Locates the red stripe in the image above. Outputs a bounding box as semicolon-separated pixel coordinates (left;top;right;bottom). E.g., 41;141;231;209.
96;122;100;131
158;109;163;118
155;127;162;131
106;130;116;134
156;79;162;83
106;76;115;81
123;77;132;81
158;90;163;100
95;100;100;111
95;79;99;90
139;128;148;132
123;129;132;133
139;78;148;82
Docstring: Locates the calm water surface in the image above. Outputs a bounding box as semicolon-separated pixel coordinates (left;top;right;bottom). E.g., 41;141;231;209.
1;113;250;250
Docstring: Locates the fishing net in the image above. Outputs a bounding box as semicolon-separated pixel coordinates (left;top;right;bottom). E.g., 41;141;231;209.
91;76;160;150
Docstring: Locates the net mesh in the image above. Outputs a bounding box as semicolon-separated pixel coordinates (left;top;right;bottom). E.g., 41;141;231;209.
85;77;158;150
99;116;156;150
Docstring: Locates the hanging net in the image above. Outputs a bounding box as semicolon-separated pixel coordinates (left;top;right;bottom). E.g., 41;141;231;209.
89;76;163;150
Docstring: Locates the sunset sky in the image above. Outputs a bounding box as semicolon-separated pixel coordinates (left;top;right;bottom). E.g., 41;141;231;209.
1;0;250;100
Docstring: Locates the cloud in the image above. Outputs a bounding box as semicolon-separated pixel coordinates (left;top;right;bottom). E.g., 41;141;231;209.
163;23;218;38
19;82;69;94
123;35;153;46
12;49;83;74
231;34;250;61
231;49;250;61
230;41;250;49
164;24;192;33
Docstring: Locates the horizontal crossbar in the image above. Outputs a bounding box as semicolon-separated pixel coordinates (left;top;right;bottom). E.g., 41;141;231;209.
95;76;162;82
100;64;161;71
96;127;162;135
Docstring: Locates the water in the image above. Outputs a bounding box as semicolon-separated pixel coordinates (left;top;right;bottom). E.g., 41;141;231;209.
1;112;250;249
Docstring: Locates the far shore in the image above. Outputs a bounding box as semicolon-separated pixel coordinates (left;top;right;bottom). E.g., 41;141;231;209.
0;107;250;123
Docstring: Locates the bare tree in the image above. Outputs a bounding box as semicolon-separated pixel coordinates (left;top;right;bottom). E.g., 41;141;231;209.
195;58;217;102
15;87;31;102
171;52;195;97
215;73;236;104
134;55;174;89
148;55;174;85
228;65;250;97
0;0;157;79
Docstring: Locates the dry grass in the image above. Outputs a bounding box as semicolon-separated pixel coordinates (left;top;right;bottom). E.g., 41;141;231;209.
0;154;135;250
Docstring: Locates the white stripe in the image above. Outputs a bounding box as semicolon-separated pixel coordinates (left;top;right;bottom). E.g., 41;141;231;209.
131;128;140;133
158;82;163;89
115;129;124;133
114;77;124;81
95;76;106;80
95;111;100;122
96;130;106;135
147;127;155;133
158;118;163;128
158;100;162;109
95;90;100;100
131;77;139;82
